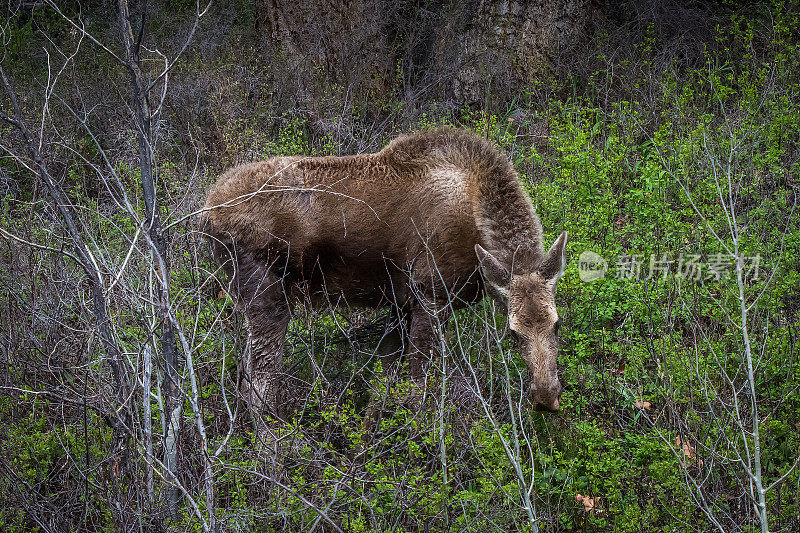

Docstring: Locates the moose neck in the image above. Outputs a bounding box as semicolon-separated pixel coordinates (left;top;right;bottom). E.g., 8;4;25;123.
473;169;544;275
379;127;545;274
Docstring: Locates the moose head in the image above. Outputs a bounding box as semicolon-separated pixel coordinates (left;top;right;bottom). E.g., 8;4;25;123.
476;231;568;411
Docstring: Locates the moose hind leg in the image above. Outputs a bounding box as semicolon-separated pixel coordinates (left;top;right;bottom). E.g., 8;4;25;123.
228;247;292;422
244;306;290;421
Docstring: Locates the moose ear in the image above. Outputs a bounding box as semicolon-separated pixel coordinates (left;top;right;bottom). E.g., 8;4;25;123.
475;244;511;303
539;231;568;283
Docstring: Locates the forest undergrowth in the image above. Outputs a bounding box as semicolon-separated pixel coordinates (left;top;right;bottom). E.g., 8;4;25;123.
1;1;799;531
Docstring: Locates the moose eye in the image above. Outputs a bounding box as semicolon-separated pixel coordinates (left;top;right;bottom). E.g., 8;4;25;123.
554;319;562;334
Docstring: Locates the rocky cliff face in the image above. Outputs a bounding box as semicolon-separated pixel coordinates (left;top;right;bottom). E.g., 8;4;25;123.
257;0;598;108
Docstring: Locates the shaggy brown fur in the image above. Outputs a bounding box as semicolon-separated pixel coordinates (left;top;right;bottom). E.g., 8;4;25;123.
204;128;567;419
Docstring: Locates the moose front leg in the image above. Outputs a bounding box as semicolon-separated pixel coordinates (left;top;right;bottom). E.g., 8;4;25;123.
407;306;449;384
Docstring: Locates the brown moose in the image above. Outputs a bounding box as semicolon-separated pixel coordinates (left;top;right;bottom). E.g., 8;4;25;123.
204;128;567;420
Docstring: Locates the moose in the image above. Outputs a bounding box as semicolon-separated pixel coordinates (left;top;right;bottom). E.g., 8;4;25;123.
204;128;567;420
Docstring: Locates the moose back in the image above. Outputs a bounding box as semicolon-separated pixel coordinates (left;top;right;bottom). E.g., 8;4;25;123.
204;128;567;419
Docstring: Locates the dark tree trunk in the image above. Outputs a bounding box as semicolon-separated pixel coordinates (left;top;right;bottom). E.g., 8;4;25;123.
255;0;598;108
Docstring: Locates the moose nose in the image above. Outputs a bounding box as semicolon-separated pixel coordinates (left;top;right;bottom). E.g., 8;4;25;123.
530;382;563;412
